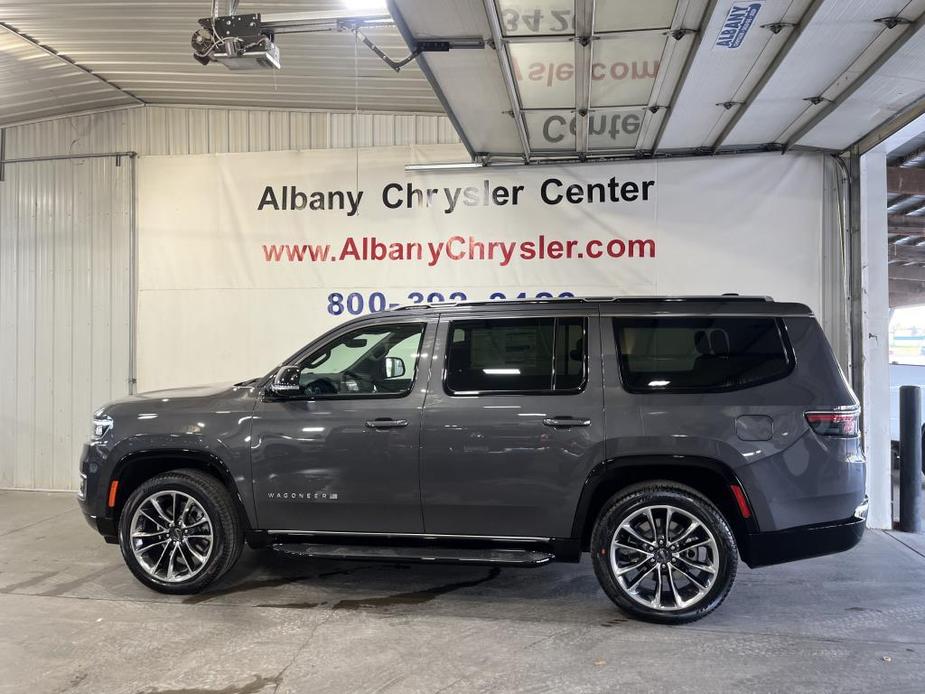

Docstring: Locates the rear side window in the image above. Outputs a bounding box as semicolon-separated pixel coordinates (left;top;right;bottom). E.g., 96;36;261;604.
445;317;586;394
614;317;792;393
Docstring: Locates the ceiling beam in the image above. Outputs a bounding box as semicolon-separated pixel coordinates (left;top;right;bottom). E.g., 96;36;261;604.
890;230;925;239
891;290;925;308
881;135;925;211
888;214;925;237
890;277;925;293
651;0;719;154
891;143;925;167
890;245;925;262
902;204;925;218
783;11;925;151
710;0;826;153
482;0;530;161
890;265;925;282
856;93;925;154
574;0;594;157
0;21;144;106
889;214;925;229
888;166;925;195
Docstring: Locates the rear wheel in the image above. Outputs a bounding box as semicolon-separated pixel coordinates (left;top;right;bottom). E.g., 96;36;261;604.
118;469;243;594
591;483;737;624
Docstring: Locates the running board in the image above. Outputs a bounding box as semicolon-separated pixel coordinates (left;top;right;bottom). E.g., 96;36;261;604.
272;543;555;567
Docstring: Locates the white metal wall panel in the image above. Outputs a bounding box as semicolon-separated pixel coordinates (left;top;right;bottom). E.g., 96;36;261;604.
3;106;459;158
0;158;132;490
0;105;458;490
188;110;210;156
269;112;290;152
289;113;313;150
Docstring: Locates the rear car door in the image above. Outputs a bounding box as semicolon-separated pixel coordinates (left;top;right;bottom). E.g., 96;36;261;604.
251;317;435;533
419;308;604;538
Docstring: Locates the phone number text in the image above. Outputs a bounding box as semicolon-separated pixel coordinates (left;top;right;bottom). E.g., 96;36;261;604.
326;290;575;316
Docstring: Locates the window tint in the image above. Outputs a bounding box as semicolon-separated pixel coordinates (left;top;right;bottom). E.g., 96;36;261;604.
445;317;586;394
614;317;792;393
554;318;585;391
298;323;425;397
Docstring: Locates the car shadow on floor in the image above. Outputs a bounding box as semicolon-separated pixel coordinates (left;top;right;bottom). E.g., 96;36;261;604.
175;546;631;625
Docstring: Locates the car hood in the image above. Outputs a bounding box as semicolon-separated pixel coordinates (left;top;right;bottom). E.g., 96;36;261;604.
131;383;240;400
97;381;260;417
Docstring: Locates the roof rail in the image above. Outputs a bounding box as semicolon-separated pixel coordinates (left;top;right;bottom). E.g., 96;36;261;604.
389;295;774;311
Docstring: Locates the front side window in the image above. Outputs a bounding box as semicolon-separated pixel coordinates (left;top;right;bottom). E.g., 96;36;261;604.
445;317;586;394
614;317;792;393
298;323;425;397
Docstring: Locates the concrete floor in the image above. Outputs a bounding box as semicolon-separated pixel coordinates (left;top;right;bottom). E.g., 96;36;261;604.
2;492;925;694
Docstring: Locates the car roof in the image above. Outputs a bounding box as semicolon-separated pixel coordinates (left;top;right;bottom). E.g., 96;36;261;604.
387;295;814;317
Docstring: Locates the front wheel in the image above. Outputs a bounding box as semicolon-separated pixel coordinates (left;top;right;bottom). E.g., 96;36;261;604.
118;469;243;594
591;483;737;624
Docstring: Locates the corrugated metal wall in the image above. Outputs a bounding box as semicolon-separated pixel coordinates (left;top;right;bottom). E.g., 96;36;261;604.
0;157;132;490
3;106;459;158
0;105;458;490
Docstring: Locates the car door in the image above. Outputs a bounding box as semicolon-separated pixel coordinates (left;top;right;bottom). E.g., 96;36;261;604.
419;308;604;538
251;317;435;533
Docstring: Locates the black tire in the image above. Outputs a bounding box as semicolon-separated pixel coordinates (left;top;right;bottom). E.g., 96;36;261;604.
591;482;737;624
118;469;243;594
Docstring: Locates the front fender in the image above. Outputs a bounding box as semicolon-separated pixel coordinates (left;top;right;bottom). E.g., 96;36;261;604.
93;403;258;529
108;434;256;528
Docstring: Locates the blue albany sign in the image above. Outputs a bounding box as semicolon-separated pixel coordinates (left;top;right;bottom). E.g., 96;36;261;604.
715;1;763;50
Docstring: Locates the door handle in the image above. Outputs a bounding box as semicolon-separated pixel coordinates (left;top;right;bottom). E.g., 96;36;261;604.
366;418;409;429
543;417;591;428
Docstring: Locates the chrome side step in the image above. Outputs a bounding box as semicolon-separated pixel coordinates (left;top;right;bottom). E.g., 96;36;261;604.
272;543;555;567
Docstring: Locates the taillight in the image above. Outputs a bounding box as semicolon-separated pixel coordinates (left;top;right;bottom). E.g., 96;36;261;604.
805;409;860;437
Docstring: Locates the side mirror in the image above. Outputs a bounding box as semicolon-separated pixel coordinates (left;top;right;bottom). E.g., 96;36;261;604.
385;356;406;379
268;365;302;396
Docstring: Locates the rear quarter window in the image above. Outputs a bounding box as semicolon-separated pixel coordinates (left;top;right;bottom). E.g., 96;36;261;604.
614;317;793;393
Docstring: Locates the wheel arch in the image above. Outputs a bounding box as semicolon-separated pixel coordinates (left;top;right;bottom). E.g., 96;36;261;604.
108;449;253;533
571;455;758;553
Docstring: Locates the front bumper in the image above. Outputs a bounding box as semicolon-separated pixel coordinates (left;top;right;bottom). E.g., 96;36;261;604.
78;506;118;542
77;443;118;543
740;496;868;568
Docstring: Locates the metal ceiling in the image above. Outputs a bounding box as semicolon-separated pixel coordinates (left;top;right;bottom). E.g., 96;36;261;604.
1;0;924;159
0;1;441;126
886;116;925;308
0;23;139;124
390;0;925;162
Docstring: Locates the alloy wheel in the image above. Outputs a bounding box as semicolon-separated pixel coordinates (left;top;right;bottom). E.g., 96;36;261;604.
129;490;214;583
609;504;719;611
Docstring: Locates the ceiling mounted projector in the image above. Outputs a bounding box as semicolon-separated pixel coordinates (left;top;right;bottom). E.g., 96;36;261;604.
191;5;481;75
192;13;280;70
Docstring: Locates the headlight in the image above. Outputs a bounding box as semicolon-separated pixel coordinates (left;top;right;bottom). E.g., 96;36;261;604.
92;415;113;440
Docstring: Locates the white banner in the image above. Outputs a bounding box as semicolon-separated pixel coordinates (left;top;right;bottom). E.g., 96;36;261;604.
138;145;830;391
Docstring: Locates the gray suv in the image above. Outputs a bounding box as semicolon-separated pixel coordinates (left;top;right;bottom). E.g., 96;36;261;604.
78;296;868;623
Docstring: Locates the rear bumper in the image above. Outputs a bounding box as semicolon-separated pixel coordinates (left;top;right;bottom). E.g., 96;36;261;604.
741;496;868;568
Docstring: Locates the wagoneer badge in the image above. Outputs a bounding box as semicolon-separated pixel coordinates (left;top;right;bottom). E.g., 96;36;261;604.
267;491;339;502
